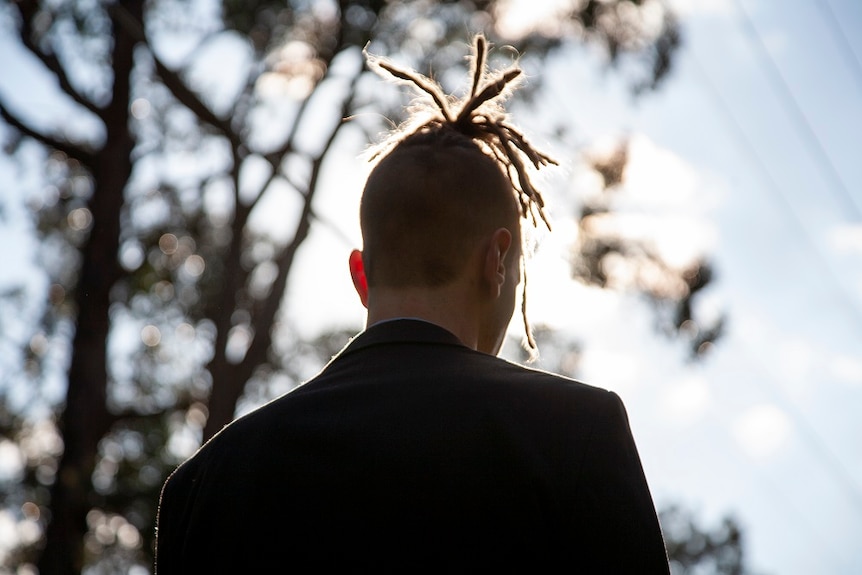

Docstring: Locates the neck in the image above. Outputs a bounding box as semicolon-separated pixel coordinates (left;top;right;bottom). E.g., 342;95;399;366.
365;285;482;351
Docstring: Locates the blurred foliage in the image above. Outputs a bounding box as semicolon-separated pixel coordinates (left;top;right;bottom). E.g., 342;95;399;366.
660;505;753;575
0;0;729;572
572;138;724;358
508;324;583;377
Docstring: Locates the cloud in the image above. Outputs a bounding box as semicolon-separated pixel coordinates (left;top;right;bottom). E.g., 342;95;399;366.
661;374;712;425
580;347;641;394
603;134;722;267
494;0;570;39
830;354;862;387
624;134;723;211
733;404;792;459
829;224;862;255
775;337;816;389
667;0;735;18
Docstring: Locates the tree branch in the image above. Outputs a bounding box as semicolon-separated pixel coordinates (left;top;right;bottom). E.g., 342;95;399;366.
256;18;350;176
0;98;98;167
242;68;362;372
106;2;239;145
252;46;356;212
109;394;194;426
13;0;104;118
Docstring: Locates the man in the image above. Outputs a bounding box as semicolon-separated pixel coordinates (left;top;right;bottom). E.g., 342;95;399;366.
156;36;669;573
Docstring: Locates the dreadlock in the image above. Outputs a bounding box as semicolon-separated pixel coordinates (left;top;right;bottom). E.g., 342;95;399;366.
363;35;556;353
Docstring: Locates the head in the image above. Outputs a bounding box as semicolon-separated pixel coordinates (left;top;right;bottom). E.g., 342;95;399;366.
360;129;520;289
356;128;522;352
352;35;555;355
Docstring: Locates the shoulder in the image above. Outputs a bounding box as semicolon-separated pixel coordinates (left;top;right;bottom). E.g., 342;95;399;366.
461;346;616;400
417;346;628;434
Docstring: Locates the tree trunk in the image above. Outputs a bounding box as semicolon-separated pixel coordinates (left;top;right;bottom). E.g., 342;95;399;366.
37;1;141;572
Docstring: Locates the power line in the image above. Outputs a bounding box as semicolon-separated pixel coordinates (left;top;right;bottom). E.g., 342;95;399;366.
692;54;862;516
732;0;862;220
675;46;862;541
739;342;862;520
551;15;862;523
680;26;862;523
610;0;862;561
685;49;862;329
812;0;862;95
690;361;851;572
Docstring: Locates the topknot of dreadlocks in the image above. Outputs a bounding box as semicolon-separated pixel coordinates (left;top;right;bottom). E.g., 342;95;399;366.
364;34;556;231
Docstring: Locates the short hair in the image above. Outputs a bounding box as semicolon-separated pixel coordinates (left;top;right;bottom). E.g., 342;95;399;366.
361;35;555;351
361;129;518;288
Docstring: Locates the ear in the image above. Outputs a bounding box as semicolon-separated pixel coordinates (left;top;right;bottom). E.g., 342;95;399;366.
349;249;369;308
483;228;513;298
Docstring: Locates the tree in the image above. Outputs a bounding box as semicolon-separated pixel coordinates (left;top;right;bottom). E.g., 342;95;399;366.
660;505;752;575
0;0;688;572
573;138;724;358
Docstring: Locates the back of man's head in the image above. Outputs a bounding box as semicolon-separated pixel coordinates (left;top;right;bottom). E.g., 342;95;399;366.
360;128;519;289
358;35;555;351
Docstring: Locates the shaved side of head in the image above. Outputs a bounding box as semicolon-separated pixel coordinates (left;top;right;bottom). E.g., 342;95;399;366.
360;129;519;289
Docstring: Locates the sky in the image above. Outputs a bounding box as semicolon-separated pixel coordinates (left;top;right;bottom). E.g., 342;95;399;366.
287;1;862;573
1;0;861;574
528;1;862;572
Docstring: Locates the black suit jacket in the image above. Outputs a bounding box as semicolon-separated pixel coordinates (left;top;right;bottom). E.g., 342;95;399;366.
157;319;669;573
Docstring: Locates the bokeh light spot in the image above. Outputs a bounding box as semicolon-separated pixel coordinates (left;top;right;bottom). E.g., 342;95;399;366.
141;325;161;347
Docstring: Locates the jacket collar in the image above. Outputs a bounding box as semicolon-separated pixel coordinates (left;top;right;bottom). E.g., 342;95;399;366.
339;319;467;358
